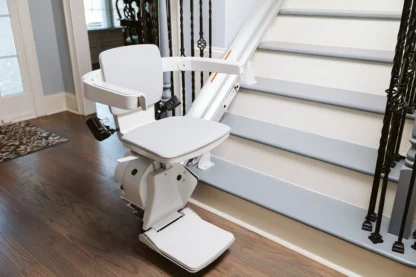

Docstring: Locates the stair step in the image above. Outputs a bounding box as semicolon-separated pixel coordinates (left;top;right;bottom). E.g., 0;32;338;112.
280;0;403;12
279;9;401;19
189;157;416;269
258;41;394;63
251;49;392;95
220;112;402;182
263;16;399;51
240;77;416;119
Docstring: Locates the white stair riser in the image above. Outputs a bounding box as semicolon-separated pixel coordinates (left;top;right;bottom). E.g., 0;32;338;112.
212;135;397;217
251;51;392;95
263;16;399;51
282;0;404;11
230;90;412;152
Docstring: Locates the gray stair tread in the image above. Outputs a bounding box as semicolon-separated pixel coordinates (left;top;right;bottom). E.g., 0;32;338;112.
241;77;416;120
258;41;394;63
190;157;416;268
221;113;401;182
279;8;402;19
241;77;386;114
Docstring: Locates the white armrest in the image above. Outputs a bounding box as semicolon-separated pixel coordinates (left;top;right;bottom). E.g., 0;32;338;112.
82;70;147;111
162;57;244;75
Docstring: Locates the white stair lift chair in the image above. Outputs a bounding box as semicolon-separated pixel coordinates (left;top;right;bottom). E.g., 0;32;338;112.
82;45;244;273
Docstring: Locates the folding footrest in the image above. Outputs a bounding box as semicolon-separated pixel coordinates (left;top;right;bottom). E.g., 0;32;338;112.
139;207;234;273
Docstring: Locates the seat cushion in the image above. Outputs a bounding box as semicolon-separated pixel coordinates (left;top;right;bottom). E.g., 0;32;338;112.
121;117;230;163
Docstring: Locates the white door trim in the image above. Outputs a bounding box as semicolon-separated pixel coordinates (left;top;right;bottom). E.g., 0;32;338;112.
62;0;96;116
7;0;45;117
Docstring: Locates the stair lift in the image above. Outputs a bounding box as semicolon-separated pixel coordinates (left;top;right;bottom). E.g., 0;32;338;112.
82;45;244;273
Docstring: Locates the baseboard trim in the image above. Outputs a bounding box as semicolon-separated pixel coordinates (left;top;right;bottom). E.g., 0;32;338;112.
190;183;416;277
65;92;79;114
189;197;359;277
44;92;67;115
44;92;79;116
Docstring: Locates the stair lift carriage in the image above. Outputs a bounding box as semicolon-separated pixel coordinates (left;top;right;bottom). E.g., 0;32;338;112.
82;45;244;273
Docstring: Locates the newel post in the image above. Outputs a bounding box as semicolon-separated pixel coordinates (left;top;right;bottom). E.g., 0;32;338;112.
159;0;172;105
388;121;416;238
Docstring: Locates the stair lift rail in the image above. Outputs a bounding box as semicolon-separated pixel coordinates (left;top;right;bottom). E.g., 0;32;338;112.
188;0;284;122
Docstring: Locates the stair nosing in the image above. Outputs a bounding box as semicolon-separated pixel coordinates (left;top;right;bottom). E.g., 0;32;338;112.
220;112;401;182
189;157;416;268
258;41;394;63
240;77;416;120
279;8;402;20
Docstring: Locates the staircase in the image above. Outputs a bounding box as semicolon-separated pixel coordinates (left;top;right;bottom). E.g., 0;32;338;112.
190;0;416;276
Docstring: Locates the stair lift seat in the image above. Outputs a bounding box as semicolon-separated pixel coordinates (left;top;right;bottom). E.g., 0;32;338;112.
82;45;244;273
121;116;230;164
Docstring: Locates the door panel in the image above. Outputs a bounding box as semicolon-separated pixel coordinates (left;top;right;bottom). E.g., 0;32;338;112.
0;0;35;124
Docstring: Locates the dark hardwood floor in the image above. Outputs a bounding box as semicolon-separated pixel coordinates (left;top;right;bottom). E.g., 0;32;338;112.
0;110;344;277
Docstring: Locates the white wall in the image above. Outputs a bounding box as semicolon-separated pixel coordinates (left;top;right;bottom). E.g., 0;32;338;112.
224;0;257;47
28;0;74;95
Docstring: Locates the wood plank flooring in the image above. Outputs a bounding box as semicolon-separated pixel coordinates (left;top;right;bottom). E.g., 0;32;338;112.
0;111;344;277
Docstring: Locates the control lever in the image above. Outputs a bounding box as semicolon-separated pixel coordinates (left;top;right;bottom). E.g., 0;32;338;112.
155;96;181;120
86;117;119;141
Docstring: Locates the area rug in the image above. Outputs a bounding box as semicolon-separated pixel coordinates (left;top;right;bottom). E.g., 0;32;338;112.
0;122;69;163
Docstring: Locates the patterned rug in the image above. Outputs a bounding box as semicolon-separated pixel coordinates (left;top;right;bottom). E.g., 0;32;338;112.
0;122;69;163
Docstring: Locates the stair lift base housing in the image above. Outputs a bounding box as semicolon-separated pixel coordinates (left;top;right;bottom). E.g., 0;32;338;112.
115;152;235;273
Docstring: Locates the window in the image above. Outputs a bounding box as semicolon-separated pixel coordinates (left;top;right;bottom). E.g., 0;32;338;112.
84;0;121;30
0;0;24;96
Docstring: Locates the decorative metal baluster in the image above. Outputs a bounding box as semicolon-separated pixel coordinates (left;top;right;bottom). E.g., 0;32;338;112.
166;0;175;116
408;73;416;113
190;0;196;101
368;5;416;243
394;26;416;160
209;0;212;59
392;152;416;253
362;0;413;232
138;0;146;44
150;0;159;45
124;1;136;44
370;86;407;243
197;0;207;88
180;0;186;115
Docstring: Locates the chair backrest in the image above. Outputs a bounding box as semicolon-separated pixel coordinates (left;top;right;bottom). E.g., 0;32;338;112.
99;44;163;116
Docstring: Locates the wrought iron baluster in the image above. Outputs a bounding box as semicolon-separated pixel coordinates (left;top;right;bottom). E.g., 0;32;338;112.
140;0;148;44
394;24;416;159
190;0;196;101
166;0;175;116
362;0;413;232
179;0;186;115
370;96;407;243
209;0;212;59
408;72;416;113
197;0;207;88
150;0;159;45
368;3;416;243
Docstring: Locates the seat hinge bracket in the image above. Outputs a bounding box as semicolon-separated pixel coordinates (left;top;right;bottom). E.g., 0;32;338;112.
197;152;215;171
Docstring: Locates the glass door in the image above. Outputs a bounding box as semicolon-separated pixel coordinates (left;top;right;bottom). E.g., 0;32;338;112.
0;0;35;124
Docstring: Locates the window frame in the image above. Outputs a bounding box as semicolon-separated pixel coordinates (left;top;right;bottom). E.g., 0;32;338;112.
84;0;119;31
